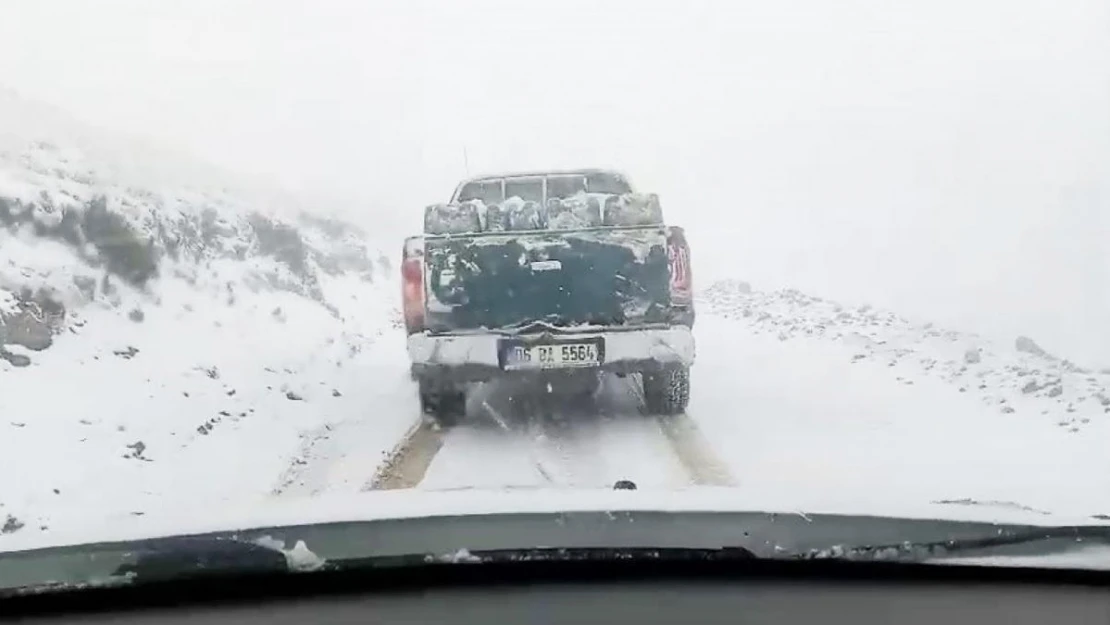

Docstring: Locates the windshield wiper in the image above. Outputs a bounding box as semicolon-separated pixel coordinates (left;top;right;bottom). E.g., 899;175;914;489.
316;545;757;572
114;541;750;582
792;525;1110;562
111;536;305;582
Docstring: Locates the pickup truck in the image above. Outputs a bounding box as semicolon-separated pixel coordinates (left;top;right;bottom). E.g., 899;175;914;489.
401;169;695;424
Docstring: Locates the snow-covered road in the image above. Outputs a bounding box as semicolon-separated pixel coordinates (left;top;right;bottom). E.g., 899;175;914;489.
265;329;732;497
375;375;732;492
260;282;1110;524
7;277;1110;548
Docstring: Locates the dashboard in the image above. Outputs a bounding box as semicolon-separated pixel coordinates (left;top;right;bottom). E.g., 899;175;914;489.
7;559;1109;624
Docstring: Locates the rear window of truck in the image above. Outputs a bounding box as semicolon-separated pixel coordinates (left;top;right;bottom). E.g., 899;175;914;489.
456;172;632;204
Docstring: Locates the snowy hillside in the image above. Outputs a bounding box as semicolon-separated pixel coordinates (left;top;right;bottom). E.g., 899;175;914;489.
0;87;396;366
0;90;410;537
689;280;1110;519
700;280;1110;432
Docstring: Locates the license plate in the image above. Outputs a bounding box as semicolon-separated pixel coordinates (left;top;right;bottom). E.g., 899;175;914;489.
502;341;602;370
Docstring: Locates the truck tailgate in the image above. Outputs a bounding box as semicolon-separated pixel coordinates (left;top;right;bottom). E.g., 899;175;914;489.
423;227;671;333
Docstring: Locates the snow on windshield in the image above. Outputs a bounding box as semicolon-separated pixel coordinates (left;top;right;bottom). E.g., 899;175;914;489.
1;0;1108;579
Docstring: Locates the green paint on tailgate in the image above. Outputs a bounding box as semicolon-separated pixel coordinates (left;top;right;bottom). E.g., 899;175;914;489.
424;228;671;332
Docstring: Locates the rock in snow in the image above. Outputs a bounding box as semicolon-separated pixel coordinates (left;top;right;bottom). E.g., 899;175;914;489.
1015;336;1050;359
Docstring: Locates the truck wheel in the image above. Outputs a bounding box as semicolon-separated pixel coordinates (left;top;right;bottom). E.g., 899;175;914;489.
642;366;690;415
419;380;467;426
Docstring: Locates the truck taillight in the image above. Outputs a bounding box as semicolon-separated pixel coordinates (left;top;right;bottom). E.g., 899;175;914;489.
666;226;693;306
401;238;425;334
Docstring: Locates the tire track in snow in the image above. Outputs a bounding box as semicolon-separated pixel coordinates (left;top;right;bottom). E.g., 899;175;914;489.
365;375;736;490
364;418;447;490
608;374;737;487
360;383;520;491
653;412;736;486
269;347;423;498
271;422;335;496
273;411;411;497
522;378;689;488
366;385;563;490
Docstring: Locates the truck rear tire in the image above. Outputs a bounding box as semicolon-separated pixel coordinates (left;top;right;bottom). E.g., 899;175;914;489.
642;366;690;415
418;379;467;426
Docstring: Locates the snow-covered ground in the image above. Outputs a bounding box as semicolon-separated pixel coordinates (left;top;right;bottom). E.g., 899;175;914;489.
0;89;414;538
5;268;1110;545
7;274;1110;552
355;279;1110;519
2;88;1108;552
691;282;1110;519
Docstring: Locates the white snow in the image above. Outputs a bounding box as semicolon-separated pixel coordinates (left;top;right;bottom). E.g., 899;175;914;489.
0;289;16;315
418;380;690;490
0;273;414;532
0;89;415;546
254;536;327;572
688;283;1110;518
6;256;1110;555
428;548;483;564
401;282;1110;525
1;90;1108;576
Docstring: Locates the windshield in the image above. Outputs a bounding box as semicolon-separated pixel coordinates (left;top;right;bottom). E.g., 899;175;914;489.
457;179;503;204
0;0;1108;588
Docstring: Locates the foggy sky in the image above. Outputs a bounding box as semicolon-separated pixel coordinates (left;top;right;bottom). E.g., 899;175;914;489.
1;0;1108;363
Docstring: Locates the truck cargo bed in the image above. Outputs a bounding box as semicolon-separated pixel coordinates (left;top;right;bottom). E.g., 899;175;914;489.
422;226;672;333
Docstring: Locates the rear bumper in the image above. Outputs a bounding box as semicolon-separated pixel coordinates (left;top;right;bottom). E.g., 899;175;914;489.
408;326;695;383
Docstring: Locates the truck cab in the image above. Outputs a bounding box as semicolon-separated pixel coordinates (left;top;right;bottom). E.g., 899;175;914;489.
450;169;634;205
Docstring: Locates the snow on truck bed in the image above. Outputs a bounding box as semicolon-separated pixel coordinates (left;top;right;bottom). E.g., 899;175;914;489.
423;192;664;235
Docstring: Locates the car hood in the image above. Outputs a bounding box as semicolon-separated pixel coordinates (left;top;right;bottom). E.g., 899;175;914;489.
3;487;1110;593
2;486;1107;555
